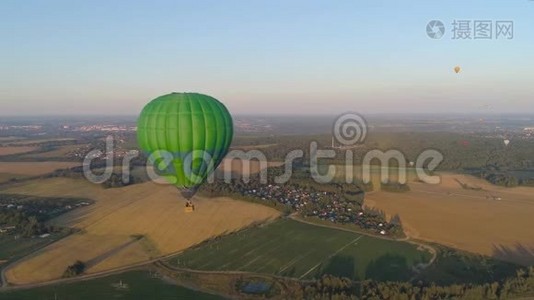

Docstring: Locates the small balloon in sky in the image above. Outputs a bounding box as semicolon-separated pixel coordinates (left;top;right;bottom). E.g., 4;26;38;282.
454;66;461;74
504;139;510;146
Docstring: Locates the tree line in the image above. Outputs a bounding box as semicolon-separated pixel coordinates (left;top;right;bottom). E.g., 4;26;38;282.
276;267;534;299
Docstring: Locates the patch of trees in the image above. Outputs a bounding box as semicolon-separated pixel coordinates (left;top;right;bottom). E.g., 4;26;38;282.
279;266;534;299
359;267;534;299
0;210;50;237
300;274;356;299
62;260;86;278
387;214;404;236
1;210;72;238
359;207;404;237
520;178;534;187
418;246;519;286
0;194;92;219
480;170;534;188
0;194;90;237
101;173;134;188
45;166;88;180
226;133;534;173
485;173;519;187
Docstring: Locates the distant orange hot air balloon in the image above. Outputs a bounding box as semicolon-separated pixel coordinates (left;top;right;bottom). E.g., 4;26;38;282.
454;66;461;74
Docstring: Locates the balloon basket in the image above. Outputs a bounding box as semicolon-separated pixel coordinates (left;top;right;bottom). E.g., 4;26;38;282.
184;206;194;213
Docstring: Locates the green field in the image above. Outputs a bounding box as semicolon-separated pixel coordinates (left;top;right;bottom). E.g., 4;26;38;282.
0;232;69;277
169;219;431;281
0;235;56;262
0;270;222;300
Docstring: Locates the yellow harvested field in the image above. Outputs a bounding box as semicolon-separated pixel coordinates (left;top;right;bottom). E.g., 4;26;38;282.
3;178;280;284
0;162;80;176
0;146;36;156
331;165;420;188
365;173;534;265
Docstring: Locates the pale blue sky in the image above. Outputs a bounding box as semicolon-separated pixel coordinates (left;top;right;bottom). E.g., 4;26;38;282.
1;0;533;115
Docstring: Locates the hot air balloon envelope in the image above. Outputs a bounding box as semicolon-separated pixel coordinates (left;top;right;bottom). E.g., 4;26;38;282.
137;93;233;199
504;139;510;146
454;66;461;73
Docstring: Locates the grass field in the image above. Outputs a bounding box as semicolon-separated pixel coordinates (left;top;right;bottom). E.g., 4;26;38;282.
0;234;65;263
0;162;80;176
2;178;280;284
169;219;431;281
0;270;222;300
364;173;534;265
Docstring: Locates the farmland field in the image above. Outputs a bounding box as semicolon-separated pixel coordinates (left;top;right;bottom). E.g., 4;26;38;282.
0;270;222;300
0;162;80;176
215;158;284;177
169;219;431;281
0;232;70;286
4;138;76;146
0;147;36;156
364;173;534;265
0;234;66;264
0;173;29;184
325;164;420;188
19;144;88;159
1;178;280;284
0;137;25;142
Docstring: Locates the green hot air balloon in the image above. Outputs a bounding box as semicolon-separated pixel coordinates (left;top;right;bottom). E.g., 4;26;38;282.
137;93;233;200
